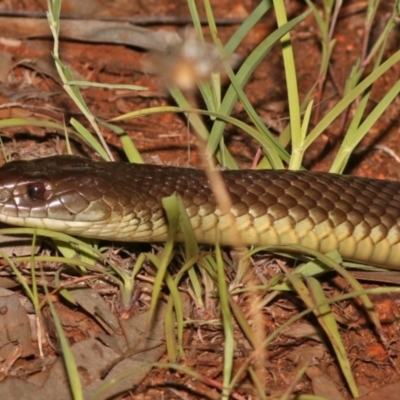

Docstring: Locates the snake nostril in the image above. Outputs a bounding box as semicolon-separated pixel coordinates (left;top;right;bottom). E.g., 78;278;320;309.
27;183;46;200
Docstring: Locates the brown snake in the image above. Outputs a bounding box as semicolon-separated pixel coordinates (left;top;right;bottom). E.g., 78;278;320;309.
0;155;399;269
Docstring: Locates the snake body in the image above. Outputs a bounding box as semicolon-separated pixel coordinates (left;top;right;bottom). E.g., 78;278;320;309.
0;155;399;268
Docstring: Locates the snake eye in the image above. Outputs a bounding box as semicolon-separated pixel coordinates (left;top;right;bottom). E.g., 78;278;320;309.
27;183;46;200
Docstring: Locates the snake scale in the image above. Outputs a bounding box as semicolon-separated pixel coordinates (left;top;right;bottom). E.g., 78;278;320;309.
0;155;399;269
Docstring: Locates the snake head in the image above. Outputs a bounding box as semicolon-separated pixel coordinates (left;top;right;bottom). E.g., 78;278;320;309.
0;156;117;234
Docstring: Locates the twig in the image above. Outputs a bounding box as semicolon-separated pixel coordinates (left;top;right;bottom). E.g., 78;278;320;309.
0;8;248;26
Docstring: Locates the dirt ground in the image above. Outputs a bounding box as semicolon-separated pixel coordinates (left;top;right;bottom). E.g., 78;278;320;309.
0;0;400;399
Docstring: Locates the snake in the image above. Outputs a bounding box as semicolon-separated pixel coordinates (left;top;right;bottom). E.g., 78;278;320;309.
0;155;399;269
